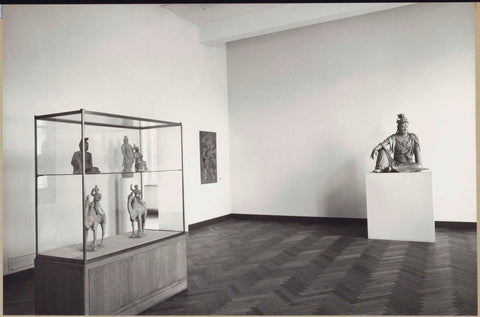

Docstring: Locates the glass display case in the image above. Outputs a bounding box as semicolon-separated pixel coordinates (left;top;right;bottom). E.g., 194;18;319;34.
34;109;185;264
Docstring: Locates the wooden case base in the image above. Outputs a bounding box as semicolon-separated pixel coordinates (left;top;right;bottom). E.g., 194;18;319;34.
35;233;187;315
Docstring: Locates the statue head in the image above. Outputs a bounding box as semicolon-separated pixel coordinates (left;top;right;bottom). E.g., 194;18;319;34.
396;114;409;135
79;138;89;151
123;136;129;144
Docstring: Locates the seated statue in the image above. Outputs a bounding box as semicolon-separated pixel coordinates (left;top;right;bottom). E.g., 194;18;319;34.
71;138;100;174
370;114;427;173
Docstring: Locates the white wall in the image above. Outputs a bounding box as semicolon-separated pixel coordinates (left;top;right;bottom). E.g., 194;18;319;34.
228;3;476;222
3;4;231;275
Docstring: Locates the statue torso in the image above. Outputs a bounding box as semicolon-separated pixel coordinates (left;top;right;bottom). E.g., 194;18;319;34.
383;133;419;165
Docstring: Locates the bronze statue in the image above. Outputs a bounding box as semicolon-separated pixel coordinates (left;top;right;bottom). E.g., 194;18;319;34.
133;145;148;172
71;138;100;174
121;136;134;178
370;114;427;173
84;185;106;251
127;184;147;238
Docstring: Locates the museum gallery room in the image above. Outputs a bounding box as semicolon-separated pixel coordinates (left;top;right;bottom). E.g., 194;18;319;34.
2;2;478;316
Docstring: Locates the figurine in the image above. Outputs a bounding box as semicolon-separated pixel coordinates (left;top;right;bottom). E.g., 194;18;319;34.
71;138;100;174
127;184;147;238
121;136;134;178
84;185;106;251
370;114;427;173
133;145;148;172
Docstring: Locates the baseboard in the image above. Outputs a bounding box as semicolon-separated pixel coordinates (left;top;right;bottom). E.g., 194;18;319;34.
434;221;477;229
188;214;232;231
3;267;34;281
190;213;476;231
147;208;158;215
230;213;368;225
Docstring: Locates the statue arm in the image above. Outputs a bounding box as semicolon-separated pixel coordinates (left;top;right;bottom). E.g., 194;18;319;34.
371;136;393;159
84;152;93;166
413;135;421;164
370;143;383;159
414;147;422;164
71;152;79;165
410;133;421;164
121;144;125;155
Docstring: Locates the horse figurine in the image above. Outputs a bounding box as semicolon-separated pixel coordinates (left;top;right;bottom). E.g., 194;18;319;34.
84;186;106;251
127;184;147;238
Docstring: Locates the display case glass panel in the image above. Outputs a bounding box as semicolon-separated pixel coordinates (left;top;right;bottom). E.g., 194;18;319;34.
37;117;82;176
35;109;185;263
37;175;83;255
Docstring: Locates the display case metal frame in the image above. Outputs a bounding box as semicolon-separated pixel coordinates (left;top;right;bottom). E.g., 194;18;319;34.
34;109;188;315
34;108;186;264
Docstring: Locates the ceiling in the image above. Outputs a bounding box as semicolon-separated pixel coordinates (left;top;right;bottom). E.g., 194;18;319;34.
162;4;284;25
162;3;414;46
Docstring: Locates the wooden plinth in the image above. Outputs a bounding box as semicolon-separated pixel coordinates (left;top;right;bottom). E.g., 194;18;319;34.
35;233;187;315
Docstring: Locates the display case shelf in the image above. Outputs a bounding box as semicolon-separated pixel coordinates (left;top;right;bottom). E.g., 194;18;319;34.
38;168;183;177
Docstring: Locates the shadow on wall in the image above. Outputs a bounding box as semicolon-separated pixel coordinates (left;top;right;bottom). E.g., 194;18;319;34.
323;158;367;219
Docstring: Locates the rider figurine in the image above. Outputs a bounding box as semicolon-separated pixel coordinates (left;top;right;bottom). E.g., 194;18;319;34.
130;184;146;206
91;185;106;217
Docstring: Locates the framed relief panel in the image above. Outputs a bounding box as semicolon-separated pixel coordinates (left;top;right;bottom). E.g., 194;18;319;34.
199;131;217;184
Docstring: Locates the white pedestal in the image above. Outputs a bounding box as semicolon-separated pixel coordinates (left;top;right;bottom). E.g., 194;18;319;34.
366;171;435;242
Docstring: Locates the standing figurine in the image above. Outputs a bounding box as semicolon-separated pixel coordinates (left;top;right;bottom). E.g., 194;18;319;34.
71;138;100;174
121;136;134;178
370;114;427;173
127;184;147;238
133;145;148;172
84;185;106;251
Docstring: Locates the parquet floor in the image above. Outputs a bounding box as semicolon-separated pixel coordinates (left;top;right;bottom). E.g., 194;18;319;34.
3;218;477;315
141;218;477;315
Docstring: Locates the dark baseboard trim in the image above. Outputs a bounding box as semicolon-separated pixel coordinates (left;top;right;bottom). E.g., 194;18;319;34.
191;213;476;231
4;267;34;282
188;214;232;231
435;221;477;229
147;208;158;215
231;213;367;225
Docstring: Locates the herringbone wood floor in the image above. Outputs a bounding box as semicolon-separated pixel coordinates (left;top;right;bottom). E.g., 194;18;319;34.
141;218;477;315
3;218;477;315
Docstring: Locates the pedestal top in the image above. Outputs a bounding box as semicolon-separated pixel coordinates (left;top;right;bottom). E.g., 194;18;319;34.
367;170;431;176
